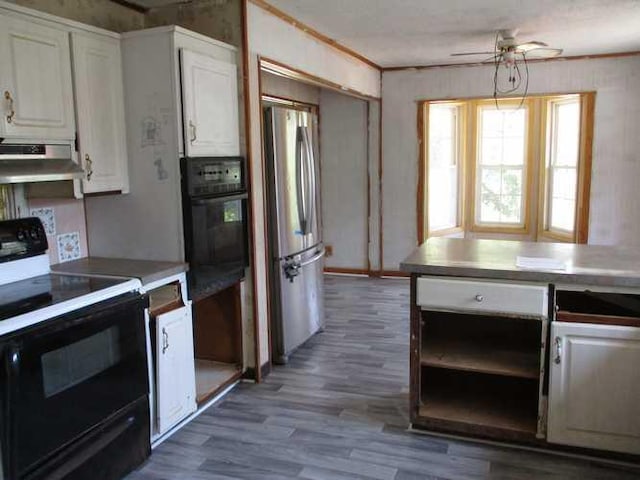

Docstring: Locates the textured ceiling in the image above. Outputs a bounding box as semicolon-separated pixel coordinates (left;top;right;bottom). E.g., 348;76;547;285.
266;0;640;67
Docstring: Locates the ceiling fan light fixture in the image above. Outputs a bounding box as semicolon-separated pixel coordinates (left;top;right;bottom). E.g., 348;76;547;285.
516;41;548;52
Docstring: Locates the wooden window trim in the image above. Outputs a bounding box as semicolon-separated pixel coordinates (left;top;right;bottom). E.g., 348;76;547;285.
576;92;595;244
538;93;595;243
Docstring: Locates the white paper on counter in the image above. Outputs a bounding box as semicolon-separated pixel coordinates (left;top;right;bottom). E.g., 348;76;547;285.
516;256;566;271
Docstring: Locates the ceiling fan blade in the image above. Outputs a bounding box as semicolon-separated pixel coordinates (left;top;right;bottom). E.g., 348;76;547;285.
480;54;501;63
516;41;548;51
451;51;496;57
523;47;563;59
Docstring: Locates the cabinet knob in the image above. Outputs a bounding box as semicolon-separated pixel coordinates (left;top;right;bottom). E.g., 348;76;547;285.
85;154;93;181
475;294;484;302
4;91;15;124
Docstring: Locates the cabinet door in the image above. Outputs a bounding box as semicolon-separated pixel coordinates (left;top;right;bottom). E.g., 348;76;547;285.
71;33;129;194
0;14;75;139
155;303;197;435
548;322;640;454
180;49;239;157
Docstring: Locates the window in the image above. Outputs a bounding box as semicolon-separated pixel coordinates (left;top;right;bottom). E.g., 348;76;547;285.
543;96;581;239
419;93;594;243
426;103;462;235
474;101;529;230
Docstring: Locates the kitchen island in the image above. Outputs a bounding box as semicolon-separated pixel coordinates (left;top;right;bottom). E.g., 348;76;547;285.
400;238;640;458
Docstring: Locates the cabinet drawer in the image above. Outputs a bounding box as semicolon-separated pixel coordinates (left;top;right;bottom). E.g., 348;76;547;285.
417;277;548;317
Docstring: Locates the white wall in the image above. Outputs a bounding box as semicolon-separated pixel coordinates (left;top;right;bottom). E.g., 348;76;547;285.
381;56;640;270
246;2;380;367
261;71;321;105
319;89;369;270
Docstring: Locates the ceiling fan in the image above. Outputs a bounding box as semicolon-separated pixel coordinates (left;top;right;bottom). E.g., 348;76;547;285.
451;29;563;64
451;29;563;103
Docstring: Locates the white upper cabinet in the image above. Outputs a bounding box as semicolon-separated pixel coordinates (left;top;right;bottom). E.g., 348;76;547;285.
180;49;239;157
71;32;129;193
548;321;640;455
0;14;75;140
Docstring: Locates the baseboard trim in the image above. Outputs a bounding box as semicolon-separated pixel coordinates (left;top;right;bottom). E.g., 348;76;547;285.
381;270;410;278
324;267;370;276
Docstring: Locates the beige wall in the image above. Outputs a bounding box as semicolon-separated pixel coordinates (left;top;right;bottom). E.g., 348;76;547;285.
145;0;241;47
261;71;321;105
320;89;369;270
8;0;144;31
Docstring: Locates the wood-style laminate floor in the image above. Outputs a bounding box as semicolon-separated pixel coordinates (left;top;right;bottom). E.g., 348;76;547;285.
127;275;639;480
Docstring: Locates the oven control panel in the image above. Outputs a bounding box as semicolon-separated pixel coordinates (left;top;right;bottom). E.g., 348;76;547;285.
0;217;48;262
182;156;246;197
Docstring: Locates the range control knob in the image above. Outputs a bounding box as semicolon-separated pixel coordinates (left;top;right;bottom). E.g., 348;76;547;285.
29;229;39;240
16;230;25;241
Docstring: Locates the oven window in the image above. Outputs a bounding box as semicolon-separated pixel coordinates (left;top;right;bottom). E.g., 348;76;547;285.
41;326;122;398
191;197;248;268
224;201;241;223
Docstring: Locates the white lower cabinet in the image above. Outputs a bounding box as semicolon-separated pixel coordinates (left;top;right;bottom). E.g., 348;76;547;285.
548;321;640;454
155;301;197;435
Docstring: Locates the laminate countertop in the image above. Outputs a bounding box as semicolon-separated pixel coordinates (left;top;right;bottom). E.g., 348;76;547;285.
400;238;640;288
51;257;188;286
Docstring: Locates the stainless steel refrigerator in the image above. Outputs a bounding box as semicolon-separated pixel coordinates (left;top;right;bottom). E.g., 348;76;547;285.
264;105;325;364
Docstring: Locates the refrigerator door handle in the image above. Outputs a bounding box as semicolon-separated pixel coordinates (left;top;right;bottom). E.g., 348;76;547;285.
295;126;308;235
299;245;325;268
283;245;324;282
301;125;315;235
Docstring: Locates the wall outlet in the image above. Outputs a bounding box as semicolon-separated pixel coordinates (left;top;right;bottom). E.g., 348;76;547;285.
325;244;333;257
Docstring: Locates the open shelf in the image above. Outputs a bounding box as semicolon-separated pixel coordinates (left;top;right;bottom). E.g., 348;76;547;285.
418;393;538;437
421;337;540;379
419;367;539;439
195;360;242;405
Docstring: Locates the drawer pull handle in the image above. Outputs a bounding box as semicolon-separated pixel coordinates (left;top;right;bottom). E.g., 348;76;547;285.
162;327;169;354
475;294;484;302
554;336;562;364
4;91;15;124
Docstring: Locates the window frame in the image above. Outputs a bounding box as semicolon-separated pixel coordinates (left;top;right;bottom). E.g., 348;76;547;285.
418;92;595;245
468;98;534;235
420;101;466;241
538;93;594;243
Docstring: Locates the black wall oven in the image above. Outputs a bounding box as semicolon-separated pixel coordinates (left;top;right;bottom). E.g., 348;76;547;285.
0;292;150;480
181;157;249;274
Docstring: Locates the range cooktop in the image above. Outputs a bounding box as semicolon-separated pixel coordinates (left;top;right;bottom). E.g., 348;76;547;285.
0;273;132;321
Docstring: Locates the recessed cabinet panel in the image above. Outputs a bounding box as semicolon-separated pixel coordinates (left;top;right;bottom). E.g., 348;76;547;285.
155;303;197;435
0;14;74;139
72;33;129;194
180;49;239;157
548;321;640;454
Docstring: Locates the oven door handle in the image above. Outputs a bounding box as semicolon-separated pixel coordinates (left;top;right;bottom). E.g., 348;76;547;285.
4;343;21;479
191;193;247;205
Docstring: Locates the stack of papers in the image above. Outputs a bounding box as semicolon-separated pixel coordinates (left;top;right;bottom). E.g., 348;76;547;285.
516;256;566;271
